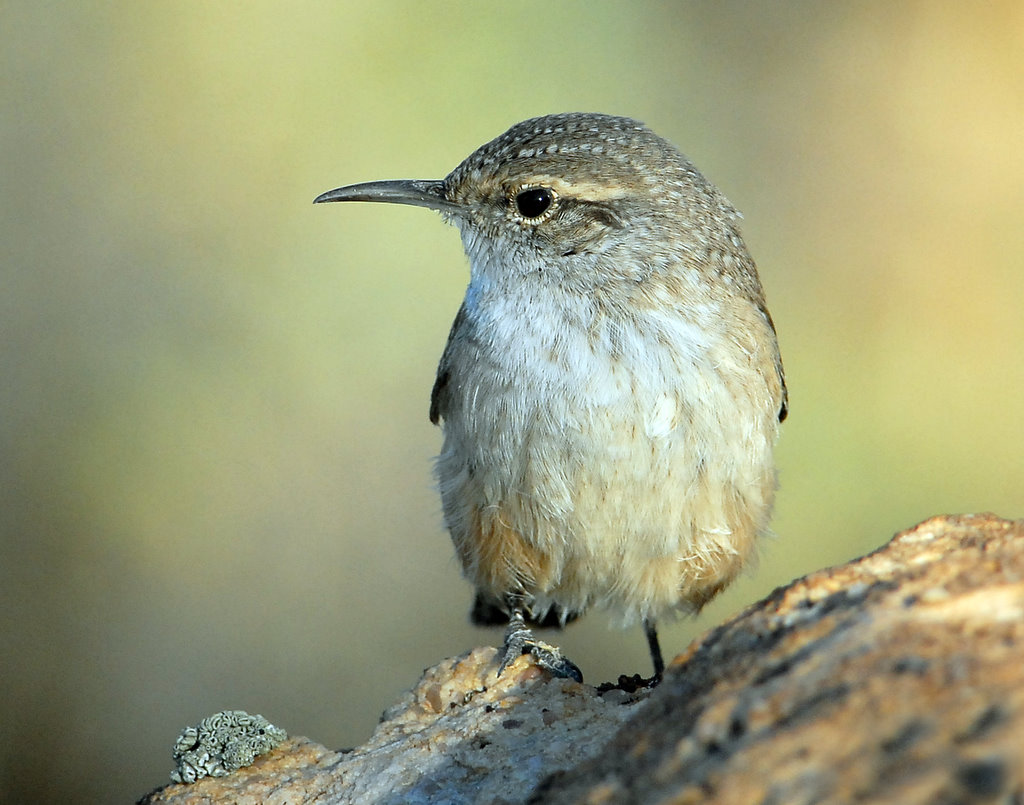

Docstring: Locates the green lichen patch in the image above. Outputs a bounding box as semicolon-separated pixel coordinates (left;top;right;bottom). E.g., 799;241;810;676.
170;710;287;784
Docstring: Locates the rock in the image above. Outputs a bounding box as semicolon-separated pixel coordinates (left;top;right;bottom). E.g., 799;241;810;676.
140;514;1024;805
140;645;653;804
534;513;1024;803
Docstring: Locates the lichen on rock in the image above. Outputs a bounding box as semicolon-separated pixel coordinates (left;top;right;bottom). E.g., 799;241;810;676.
170;710;287;784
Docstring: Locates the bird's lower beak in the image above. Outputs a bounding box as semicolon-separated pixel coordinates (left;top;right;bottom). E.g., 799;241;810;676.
313;179;453;212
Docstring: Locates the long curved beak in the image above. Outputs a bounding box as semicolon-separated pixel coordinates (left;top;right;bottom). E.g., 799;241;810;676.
313;179;455;212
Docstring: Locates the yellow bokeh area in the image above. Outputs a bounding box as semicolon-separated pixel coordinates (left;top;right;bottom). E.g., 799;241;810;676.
2;3;1022;801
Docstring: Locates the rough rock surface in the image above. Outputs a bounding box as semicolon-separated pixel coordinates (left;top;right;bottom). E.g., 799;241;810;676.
140;514;1024;804
140;647;652;805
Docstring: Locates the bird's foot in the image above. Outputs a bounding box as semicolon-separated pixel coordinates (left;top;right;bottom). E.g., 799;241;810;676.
497;610;583;683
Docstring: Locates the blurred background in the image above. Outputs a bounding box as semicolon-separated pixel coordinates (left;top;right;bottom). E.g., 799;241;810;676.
2;2;1022;801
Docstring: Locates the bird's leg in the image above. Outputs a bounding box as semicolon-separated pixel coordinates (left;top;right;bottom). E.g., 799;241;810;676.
496;607;532;675
497;602;583;682
644;618;665;680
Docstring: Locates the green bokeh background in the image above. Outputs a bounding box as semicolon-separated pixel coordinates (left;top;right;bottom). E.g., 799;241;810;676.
3;3;1021;802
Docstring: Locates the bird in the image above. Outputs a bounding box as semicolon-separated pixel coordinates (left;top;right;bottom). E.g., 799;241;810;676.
315;113;786;683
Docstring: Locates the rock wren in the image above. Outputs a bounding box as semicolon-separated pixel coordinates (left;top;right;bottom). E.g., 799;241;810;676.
315;113;787;682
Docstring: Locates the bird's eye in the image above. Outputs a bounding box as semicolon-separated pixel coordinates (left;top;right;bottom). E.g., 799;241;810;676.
514;187;555;219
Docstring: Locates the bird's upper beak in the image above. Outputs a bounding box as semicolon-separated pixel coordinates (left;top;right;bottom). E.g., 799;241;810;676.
313;179;456;213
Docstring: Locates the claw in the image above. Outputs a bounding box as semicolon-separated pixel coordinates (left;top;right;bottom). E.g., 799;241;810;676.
496;608;583;682
528;643;583;682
